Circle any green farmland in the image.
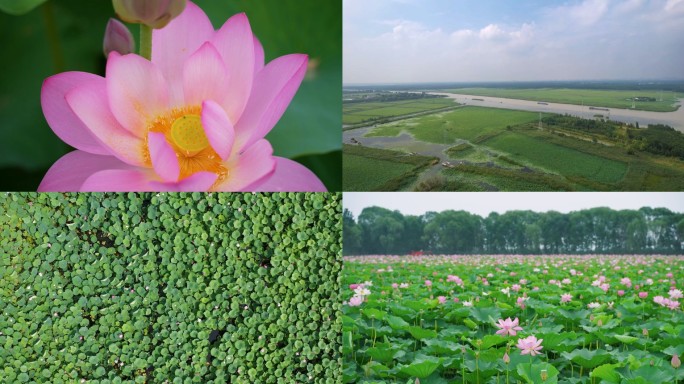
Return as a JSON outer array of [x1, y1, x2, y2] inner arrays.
[[346, 106, 684, 191], [343, 98, 457, 125], [366, 107, 539, 143], [442, 88, 683, 112], [343, 144, 438, 191]]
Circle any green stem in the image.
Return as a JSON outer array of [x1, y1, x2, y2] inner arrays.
[[140, 24, 153, 60], [42, 1, 65, 72]]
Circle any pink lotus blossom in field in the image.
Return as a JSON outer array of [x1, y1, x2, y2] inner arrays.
[[348, 296, 363, 307], [516, 296, 527, 309], [511, 284, 521, 292], [617, 290, 625, 296], [462, 300, 473, 307], [39, 2, 325, 192], [495, 317, 523, 336], [620, 277, 632, 287], [638, 292, 648, 299], [560, 293, 572, 303], [447, 275, 463, 286], [502, 352, 510, 364], [517, 335, 543, 356], [600, 283, 610, 292], [453, 297, 460, 303], [354, 287, 371, 297], [425, 280, 432, 287], [349, 284, 360, 290], [562, 278, 572, 285], [673, 354, 681, 369], [646, 278, 654, 285], [669, 288, 683, 300], [438, 296, 447, 304], [654, 295, 666, 305], [587, 302, 601, 309], [391, 283, 399, 289]]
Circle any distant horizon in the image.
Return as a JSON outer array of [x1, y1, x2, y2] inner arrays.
[[343, 79, 684, 87]]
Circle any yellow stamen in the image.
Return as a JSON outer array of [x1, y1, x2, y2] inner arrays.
[[146, 106, 228, 186]]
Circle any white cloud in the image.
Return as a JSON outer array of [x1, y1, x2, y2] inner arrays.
[[479, 24, 505, 40], [665, 0, 684, 12]]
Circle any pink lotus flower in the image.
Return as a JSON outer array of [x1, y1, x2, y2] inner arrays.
[[560, 293, 572, 303], [391, 283, 399, 289], [425, 280, 432, 287], [438, 296, 447, 304], [669, 288, 683, 300], [617, 290, 625, 296], [348, 296, 363, 307], [517, 335, 543, 356], [638, 292, 648, 299], [39, 2, 325, 192], [495, 317, 523, 336]]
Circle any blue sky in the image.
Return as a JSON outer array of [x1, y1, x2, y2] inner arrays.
[[344, 0, 684, 84]]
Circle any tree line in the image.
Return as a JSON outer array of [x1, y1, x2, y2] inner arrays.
[[544, 114, 684, 159], [344, 207, 684, 255]]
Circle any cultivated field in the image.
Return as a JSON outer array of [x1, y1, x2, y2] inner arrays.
[[441, 88, 682, 112], [343, 255, 684, 383], [366, 107, 539, 143], [343, 144, 438, 191], [352, 106, 684, 191], [343, 98, 457, 125]]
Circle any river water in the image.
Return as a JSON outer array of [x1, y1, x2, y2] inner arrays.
[[431, 92, 684, 132]]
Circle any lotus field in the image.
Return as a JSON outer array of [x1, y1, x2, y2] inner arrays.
[[342, 255, 684, 384]]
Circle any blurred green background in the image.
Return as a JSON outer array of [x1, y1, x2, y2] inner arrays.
[[0, 0, 341, 191]]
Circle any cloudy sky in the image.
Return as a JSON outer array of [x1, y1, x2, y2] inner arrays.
[[344, 0, 684, 84], [343, 192, 684, 218]]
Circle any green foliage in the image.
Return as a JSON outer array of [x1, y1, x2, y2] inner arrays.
[[0, 0, 47, 15], [0, 192, 342, 383]]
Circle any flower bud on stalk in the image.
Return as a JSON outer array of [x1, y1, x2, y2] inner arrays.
[[112, 0, 187, 29], [103, 18, 135, 57], [673, 354, 681, 369]]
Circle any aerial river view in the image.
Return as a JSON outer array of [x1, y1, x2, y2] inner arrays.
[[432, 92, 684, 131]]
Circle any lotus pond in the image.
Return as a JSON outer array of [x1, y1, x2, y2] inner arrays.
[[342, 255, 684, 384]]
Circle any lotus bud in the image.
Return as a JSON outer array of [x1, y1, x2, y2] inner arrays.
[[503, 352, 510, 364], [673, 354, 681, 369], [112, 0, 187, 29], [415, 379, 420, 384], [642, 328, 648, 336], [103, 19, 135, 57], [597, 319, 603, 327]]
